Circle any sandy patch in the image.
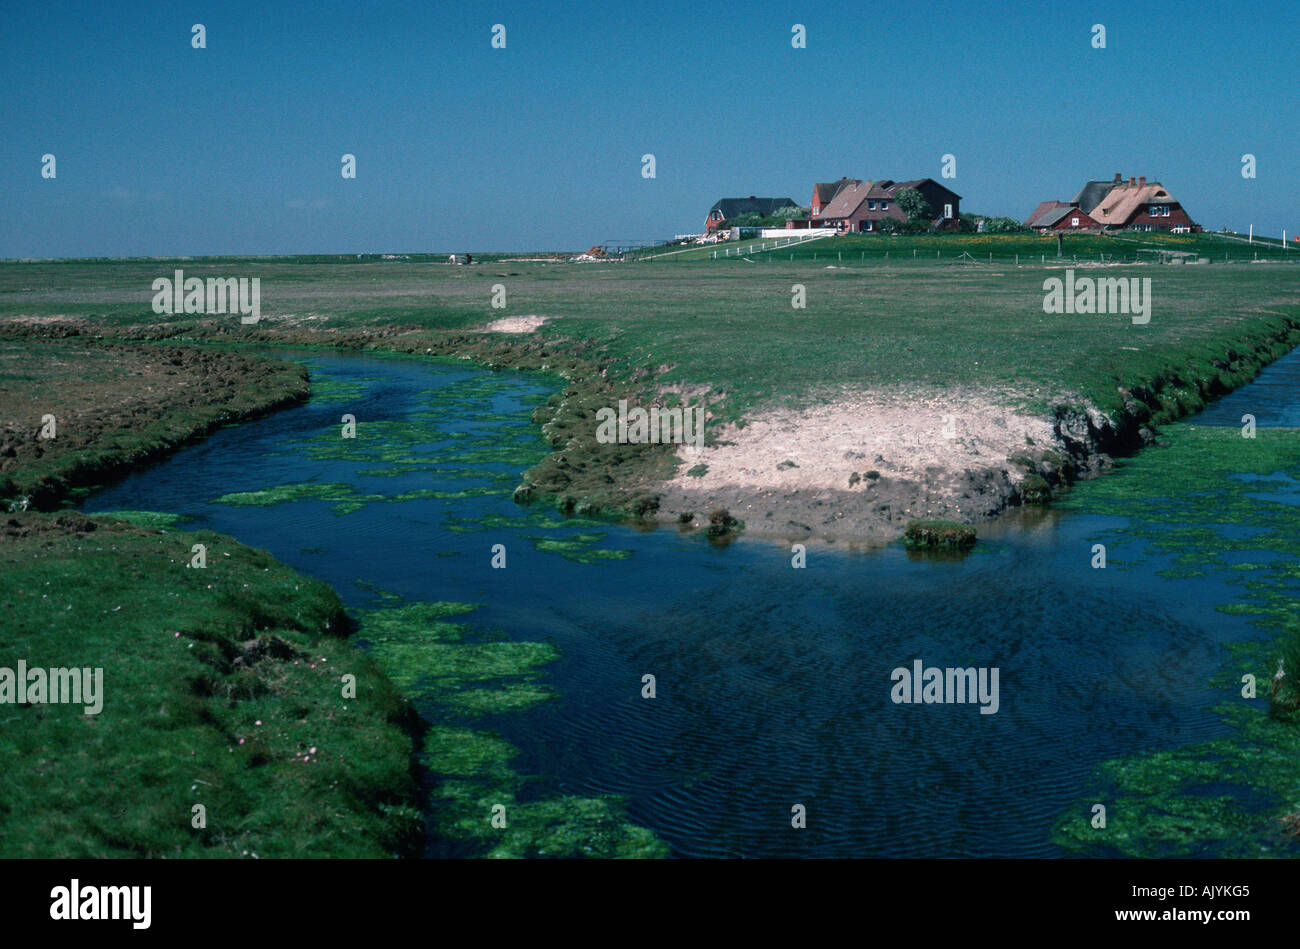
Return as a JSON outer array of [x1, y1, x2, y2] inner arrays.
[[480, 314, 551, 334], [2, 315, 81, 324], [657, 385, 1066, 541]]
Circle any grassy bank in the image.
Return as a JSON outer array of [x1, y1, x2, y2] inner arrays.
[[1052, 426, 1300, 857], [0, 337, 426, 857], [0, 512, 423, 857]]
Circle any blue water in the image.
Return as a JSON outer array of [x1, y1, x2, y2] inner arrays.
[[82, 348, 1294, 857], [1194, 345, 1300, 428]]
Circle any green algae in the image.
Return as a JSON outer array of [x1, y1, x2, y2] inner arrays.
[[1053, 424, 1300, 856], [211, 482, 376, 513], [527, 533, 633, 563], [358, 599, 667, 858], [93, 509, 190, 529], [304, 372, 367, 404]]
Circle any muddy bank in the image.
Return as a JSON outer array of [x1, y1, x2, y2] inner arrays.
[[0, 338, 310, 509]]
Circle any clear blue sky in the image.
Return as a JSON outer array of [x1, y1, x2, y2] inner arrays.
[[3, 0, 1296, 256]]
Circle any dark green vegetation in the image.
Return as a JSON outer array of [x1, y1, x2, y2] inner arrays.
[[0, 512, 422, 857], [1053, 426, 1300, 857], [357, 601, 666, 857], [903, 519, 977, 549], [0, 338, 309, 508]]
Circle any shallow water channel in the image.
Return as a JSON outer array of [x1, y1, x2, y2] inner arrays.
[[82, 347, 1300, 857]]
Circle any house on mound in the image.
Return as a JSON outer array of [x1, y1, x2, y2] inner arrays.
[[812, 178, 961, 233]]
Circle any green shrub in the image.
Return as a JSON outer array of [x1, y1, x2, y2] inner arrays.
[[903, 520, 976, 549]]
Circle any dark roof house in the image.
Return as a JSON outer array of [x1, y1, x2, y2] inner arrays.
[[1071, 175, 1124, 215], [705, 196, 798, 231]]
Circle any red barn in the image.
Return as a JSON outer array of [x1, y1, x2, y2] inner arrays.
[[1024, 201, 1100, 232]]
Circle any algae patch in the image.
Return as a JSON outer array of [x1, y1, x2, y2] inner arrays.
[[1053, 425, 1300, 857], [356, 599, 668, 858]]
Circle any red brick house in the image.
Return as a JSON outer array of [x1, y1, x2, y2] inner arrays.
[[811, 178, 858, 216], [1024, 201, 1100, 232], [814, 178, 961, 232]]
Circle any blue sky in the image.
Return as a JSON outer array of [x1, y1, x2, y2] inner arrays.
[[3, 0, 1296, 256]]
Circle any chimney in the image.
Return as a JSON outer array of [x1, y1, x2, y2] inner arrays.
[[1137, 176, 1146, 188], [1129, 176, 1136, 187], [1114, 173, 1122, 183]]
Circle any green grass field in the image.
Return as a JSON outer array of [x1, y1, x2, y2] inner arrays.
[[6, 249, 1295, 426]]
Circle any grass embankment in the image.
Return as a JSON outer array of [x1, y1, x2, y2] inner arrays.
[[668, 231, 1299, 264], [1053, 426, 1300, 857], [0, 512, 422, 857], [2, 258, 1298, 527], [0, 338, 309, 508]]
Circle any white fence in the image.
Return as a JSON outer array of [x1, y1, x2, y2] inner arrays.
[[712, 230, 835, 259]]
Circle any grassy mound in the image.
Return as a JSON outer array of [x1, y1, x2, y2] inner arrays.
[[0, 512, 422, 857]]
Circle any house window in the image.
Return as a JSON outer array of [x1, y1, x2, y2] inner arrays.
[[943, 203, 953, 219], [880, 200, 888, 210], [863, 221, 873, 231], [868, 201, 876, 210], [1071, 217, 1080, 227]]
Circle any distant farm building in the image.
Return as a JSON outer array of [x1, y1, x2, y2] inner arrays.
[[810, 178, 961, 232], [1030, 174, 1197, 232], [1024, 201, 1100, 232], [704, 196, 798, 232]]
